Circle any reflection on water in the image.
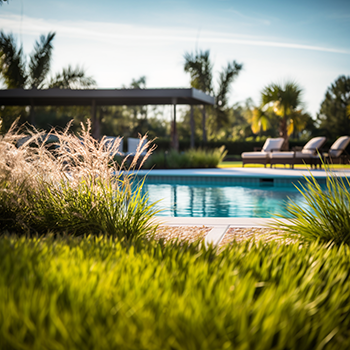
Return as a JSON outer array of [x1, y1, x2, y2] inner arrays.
[[141, 182, 307, 218]]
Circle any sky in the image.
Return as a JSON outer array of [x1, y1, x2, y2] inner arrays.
[[1, 0, 350, 118]]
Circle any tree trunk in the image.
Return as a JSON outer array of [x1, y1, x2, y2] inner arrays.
[[201, 105, 207, 144], [280, 114, 289, 150]]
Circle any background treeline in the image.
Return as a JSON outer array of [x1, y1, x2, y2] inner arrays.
[[1, 31, 350, 155]]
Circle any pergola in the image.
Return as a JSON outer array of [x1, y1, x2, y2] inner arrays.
[[0, 88, 215, 149]]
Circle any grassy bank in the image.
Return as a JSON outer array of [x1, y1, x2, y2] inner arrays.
[[0, 234, 349, 350]]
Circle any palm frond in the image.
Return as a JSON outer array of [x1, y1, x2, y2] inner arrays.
[[49, 65, 96, 89], [183, 50, 213, 93], [28, 32, 55, 88], [216, 61, 243, 109], [0, 31, 27, 88]]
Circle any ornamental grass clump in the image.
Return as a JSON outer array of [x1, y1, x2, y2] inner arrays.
[[0, 121, 158, 238], [274, 166, 350, 245]]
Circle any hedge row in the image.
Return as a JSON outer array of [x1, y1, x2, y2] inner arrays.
[[151, 138, 337, 157]]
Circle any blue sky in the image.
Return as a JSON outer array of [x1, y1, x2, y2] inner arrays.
[[1, 0, 350, 117]]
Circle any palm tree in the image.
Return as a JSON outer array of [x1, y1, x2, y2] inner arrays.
[[1, 31, 95, 90], [249, 107, 270, 135], [49, 65, 96, 89], [184, 49, 242, 144], [0, 32, 26, 88], [215, 60, 243, 131], [1, 30, 96, 127], [0, 31, 56, 89], [261, 81, 303, 150], [184, 50, 213, 144]]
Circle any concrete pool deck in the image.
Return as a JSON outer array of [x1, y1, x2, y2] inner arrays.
[[142, 167, 350, 245]]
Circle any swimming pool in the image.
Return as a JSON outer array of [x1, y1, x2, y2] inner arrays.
[[141, 181, 307, 218]]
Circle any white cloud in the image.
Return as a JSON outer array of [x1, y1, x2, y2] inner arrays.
[[227, 9, 271, 26], [1, 14, 349, 55], [1, 13, 348, 116]]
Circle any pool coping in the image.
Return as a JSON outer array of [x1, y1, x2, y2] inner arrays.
[[131, 167, 350, 188], [133, 167, 350, 179]]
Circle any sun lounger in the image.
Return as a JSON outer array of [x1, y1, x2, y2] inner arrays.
[[127, 137, 148, 156], [270, 136, 326, 169], [323, 136, 350, 164], [242, 138, 284, 167]]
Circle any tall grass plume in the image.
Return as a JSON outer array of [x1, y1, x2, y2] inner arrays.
[[0, 120, 158, 239]]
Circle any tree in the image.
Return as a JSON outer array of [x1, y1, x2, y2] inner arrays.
[[318, 75, 350, 139], [184, 50, 213, 144], [49, 65, 96, 89], [0, 30, 96, 129], [0, 32, 26, 88], [184, 49, 242, 144], [0, 31, 96, 90], [261, 81, 304, 150], [0, 31, 56, 89]]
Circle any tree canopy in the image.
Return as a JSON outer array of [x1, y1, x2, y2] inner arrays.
[[183, 49, 242, 143], [318, 75, 350, 140], [0, 31, 96, 90], [259, 81, 306, 150]]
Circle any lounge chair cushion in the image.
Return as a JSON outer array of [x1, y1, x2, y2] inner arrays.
[[262, 138, 284, 152], [270, 151, 319, 160], [270, 151, 294, 159], [241, 151, 270, 159], [301, 136, 326, 155], [329, 136, 350, 158]]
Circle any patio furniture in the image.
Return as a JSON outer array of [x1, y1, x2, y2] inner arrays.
[[270, 136, 326, 169], [323, 136, 350, 164], [127, 137, 148, 156], [103, 136, 124, 156], [241, 138, 284, 167]]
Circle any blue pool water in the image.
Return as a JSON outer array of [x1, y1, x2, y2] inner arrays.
[[141, 181, 307, 218]]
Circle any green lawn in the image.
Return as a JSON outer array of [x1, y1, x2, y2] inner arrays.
[[0, 234, 350, 350]]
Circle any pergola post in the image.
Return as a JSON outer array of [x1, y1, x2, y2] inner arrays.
[[190, 105, 195, 149], [171, 98, 179, 151], [30, 99, 36, 127], [91, 99, 100, 140]]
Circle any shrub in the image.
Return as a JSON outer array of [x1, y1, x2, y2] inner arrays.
[[273, 166, 350, 245], [144, 146, 227, 169], [0, 121, 158, 239]]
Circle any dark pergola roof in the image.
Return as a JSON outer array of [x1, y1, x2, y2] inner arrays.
[[0, 87, 215, 106]]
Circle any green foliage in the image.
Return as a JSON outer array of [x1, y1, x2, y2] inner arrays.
[[49, 65, 96, 89], [0, 30, 94, 92], [0, 122, 158, 238], [28, 32, 55, 88], [0, 31, 27, 88], [318, 75, 350, 139], [260, 81, 306, 149], [0, 235, 350, 349], [144, 146, 227, 169], [274, 167, 350, 245], [183, 49, 243, 143]]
